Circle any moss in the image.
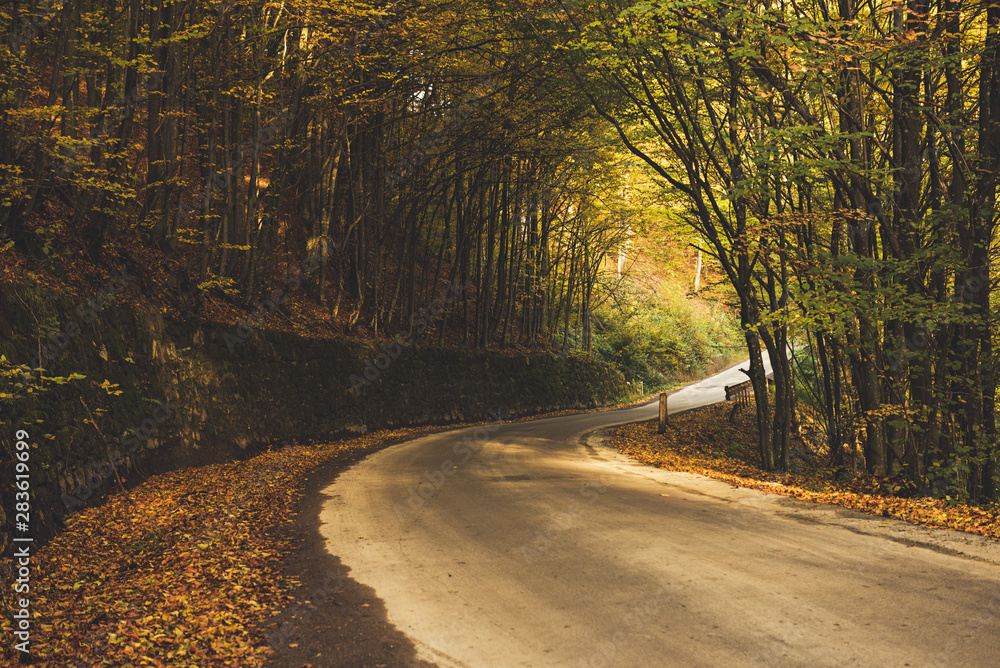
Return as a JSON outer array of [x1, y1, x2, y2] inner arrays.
[[1, 280, 626, 556]]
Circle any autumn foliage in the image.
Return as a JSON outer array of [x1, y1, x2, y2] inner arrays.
[[0, 427, 439, 667], [611, 405, 1000, 541]]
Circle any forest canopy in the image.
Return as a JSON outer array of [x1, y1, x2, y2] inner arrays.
[[2, 0, 999, 501]]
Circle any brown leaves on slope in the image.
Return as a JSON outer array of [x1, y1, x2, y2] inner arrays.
[[0, 427, 437, 667], [610, 404, 1000, 541]]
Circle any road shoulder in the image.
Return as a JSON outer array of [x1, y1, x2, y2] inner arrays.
[[587, 428, 1000, 566], [263, 444, 438, 668]]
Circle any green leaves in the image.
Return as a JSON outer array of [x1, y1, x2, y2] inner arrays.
[[0, 355, 86, 402]]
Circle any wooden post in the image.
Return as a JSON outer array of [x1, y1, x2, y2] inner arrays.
[[658, 392, 667, 433], [694, 248, 702, 293]]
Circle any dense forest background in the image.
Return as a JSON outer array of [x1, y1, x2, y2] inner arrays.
[[2, 0, 630, 346], [3, 0, 1000, 502], [0, 0, 735, 363]]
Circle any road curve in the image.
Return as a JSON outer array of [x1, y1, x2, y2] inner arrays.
[[319, 361, 1000, 667]]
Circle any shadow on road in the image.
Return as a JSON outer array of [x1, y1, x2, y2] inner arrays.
[[263, 453, 436, 668]]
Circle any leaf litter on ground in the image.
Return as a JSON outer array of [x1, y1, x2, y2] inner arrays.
[[0, 386, 672, 668], [12, 398, 996, 666], [610, 403, 1000, 541], [0, 424, 480, 667], [1, 399, 640, 667]]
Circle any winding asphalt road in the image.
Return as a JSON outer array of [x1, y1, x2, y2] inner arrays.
[[319, 361, 1000, 667]]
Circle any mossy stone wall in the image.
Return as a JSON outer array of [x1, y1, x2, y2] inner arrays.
[[0, 282, 627, 555]]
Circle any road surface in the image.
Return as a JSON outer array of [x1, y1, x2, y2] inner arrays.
[[319, 360, 1000, 667]]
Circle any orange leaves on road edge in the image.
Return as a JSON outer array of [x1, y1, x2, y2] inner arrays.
[[0, 426, 439, 667], [610, 407, 1000, 541]]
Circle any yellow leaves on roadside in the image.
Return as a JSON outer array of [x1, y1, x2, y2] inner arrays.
[[0, 424, 451, 666], [611, 404, 999, 541]]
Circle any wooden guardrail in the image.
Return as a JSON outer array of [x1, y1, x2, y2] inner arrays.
[[724, 379, 754, 405], [724, 380, 753, 422], [724, 372, 774, 423]]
